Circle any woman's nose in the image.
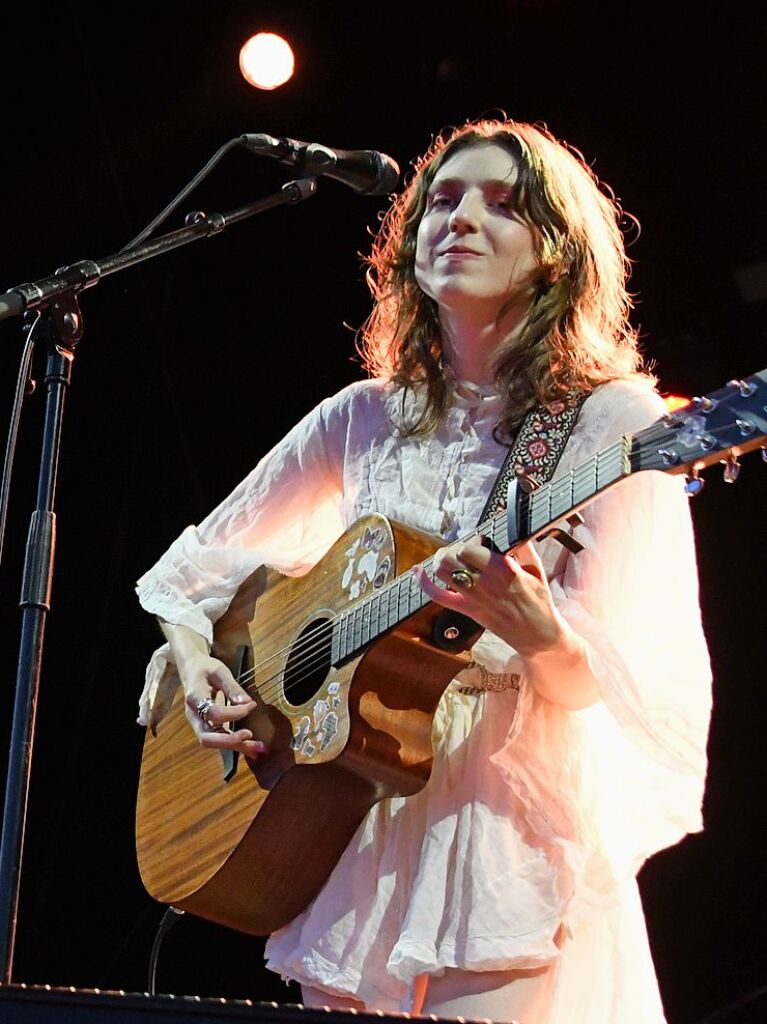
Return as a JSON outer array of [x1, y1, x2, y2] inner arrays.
[[449, 192, 482, 232]]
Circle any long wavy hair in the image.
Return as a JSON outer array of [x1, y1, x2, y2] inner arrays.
[[358, 118, 653, 441]]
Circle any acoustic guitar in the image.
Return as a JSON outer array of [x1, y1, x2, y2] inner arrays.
[[136, 370, 767, 936]]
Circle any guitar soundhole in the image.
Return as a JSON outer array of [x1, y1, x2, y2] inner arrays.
[[283, 617, 333, 707]]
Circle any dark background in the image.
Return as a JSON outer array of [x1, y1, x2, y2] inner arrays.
[[0, 2, 765, 1022]]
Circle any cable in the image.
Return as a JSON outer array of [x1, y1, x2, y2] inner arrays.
[[147, 905, 185, 996], [121, 138, 243, 252], [0, 312, 41, 572]]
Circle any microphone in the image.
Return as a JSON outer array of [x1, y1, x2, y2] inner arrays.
[[240, 133, 400, 196]]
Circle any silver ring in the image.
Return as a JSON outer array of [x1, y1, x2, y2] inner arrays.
[[451, 568, 476, 590], [195, 697, 216, 727]]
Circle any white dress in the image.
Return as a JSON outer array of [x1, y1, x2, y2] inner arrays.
[[136, 376, 711, 1023]]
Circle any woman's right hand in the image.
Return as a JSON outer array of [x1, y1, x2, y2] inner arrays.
[[160, 620, 266, 758], [180, 651, 266, 758]]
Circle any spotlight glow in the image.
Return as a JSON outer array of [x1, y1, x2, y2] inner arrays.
[[239, 33, 295, 91], [663, 394, 690, 412]]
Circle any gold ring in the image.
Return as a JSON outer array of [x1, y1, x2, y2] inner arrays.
[[451, 568, 475, 590]]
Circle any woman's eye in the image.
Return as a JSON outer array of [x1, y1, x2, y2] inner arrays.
[[429, 193, 455, 209]]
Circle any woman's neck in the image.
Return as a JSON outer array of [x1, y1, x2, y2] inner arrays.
[[439, 301, 529, 384]]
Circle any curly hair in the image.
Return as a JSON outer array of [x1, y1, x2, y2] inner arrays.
[[358, 118, 654, 441]]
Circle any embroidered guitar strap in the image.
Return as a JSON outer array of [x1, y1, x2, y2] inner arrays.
[[478, 392, 589, 523], [451, 392, 589, 690]]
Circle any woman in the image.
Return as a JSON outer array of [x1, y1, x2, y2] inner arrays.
[[137, 119, 711, 1023]]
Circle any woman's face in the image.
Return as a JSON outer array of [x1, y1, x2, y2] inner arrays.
[[414, 143, 538, 320]]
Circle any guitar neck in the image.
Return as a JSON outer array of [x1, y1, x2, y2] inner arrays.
[[332, 434, 634, 663]]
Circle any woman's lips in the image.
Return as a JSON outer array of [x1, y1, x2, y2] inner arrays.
[[438, 248, 482, 259]]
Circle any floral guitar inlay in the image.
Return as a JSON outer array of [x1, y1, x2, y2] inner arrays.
[[341, 525, 391, 601], [291, 680, 343, 757]]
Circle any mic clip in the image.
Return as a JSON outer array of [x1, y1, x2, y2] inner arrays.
[[242, 133, 305, 166]]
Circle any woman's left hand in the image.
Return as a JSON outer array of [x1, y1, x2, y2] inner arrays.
[[414, 535, 599, 709], [414, 535, 565, 659]]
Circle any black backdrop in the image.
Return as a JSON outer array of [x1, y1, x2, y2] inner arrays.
[[0, 3, 765, 1022]]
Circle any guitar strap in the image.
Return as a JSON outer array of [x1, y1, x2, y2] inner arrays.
[[478, 391, 589, 523]]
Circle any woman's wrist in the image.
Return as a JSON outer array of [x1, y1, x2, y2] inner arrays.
[[520, 619, 600, 710], [159, 619, 211, 673]]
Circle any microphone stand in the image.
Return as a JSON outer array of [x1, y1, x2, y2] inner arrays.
[[0, 176, 318, 984]]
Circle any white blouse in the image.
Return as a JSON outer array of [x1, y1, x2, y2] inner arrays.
[[136, 376, 711, 1022]]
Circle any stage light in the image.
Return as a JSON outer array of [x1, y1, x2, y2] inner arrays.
[[664, 394, 690, 412], [239, 33, 294, 91]]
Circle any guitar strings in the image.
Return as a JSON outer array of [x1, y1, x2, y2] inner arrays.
[[230, 436, 603, 702], [236, 436, 625, 693], [234, 437, 643, 708], [235, 551, 440, 702], [237, 438, 646, 704], [249, 413, 697, 707], [239, 421, 684, 704]]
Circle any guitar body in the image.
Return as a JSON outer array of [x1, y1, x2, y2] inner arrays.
[[135, 514, 479, 935]]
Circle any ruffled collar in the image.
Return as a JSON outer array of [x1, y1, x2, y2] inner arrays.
[[444, 364, 503, 406]]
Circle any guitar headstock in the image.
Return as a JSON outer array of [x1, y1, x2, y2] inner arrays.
[[633, 369, 767, 492]]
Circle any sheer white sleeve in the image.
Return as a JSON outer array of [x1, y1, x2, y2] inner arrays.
[[492, 383, 712, 905], [135, 388, 353, 725]]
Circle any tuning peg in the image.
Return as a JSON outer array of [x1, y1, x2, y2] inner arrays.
[[662, 411, 683, 427], [691, 396, 717, 412], [684, 469, 705, 497], [659, 448, 680, 466], [761, 446, 767, 463], [722, 456, 741, 484], [727, 379, 757, 397], [697, 433, 717, 452]]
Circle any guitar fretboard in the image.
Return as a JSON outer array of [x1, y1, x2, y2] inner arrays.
[[330, 435, 633, 664], [526, 435, 631, 533]]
